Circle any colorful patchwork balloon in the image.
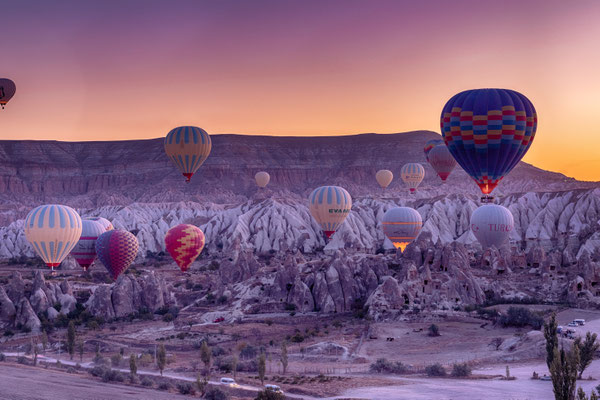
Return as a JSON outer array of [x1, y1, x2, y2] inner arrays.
[[0, 78, 16, 109], [375, 170, 393, 189], [164, 126, 212, 183], [382, 207, 422, 252], [70, 220, 105, 271], [423, 139, 444, 161], [427, 145, 457, 183], [309, 185, 352, 240], [165, 224, 205, 272], [441, 88, 537, 195], [400, 163, 425, 193], [96, 230, 139, 280], [85, 216, 114, 232], [470, 204, 514, 249], [24, 204, 82, 271]]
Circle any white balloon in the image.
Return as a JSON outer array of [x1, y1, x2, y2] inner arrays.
[[470, 204, 514, 249], [376, 170, 393, 189], [255, 171, 270, 188]]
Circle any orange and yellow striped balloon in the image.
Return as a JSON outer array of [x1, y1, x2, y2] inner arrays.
[[164, 126, 211, 183]]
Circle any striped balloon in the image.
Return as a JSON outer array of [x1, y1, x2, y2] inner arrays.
[[255, 171, 270, 188], [423, 139, 444, 161], [400, 163, 425, 193], [427, 145, 457, 182], [164, 126, 212, 183], [308, 186, 352, 239], [470, 204, 514, 249], [441, 88, 537, 195], [85, 217, 114, 232], [24, 205, 82, 271], [382, 207, 422, 252], [0, 78, 16, 109], [96, 230, 139, 280], [375, 170, 393, 189], [165, 224, 205, 272], [70, 220, 105, 271]]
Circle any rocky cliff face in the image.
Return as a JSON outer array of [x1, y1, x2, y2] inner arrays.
[[1, 132, 600, 321]]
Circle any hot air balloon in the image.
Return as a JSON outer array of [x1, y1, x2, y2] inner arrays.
[[376, 170, 393, 189], [164, 126, 212, 183], [423, 139, 444, 161], [85, 216, 114, 232], [24, 205, 82, 272], [470, 204, 514, 249], [382, 207, 422, 252], [96, 230, 139, 280], [441, 88, 537, 199], [0, 79, 16, 109], [400, 163, 425, 193], [165, 224, 205, 272], [427, 145, 457, 183], [255, 171, 270, 188], [309, 186, 352, 240], [70, 220, 105, 271]]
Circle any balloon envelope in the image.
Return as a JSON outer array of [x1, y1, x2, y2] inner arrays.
[[24, 205, 82, 269], [70, 220, 105, 271], [441, 88, 537, 195], [427, 145, 457, 182], [96, 230, 139, 280], [376, 170, 393, 189], [423, 139, 444, 161], [470, 204, 514, 249], [309, 186, 352, 239], [0, 78, 16, 108], [165, 224, 205, 272], [382, 207, 422, 252], [400, 163, 425, 193], [164, 126, 212, 182], [85, 217, 114, 232], [255, 171, 270, 188]]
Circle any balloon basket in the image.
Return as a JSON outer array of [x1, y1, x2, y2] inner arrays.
[[481, 196, 495, 204]]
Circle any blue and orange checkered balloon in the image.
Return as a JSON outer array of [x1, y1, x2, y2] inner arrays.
[[440, 89, 537, 195]]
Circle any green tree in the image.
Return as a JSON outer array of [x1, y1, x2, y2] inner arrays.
[[232, 354, 238, 380], [67, 321, 76, 360], [545, 313, 559, 370], [129, 354, 137, 377], [575, 332, 599, 379], [157, 344, 166, 376], [550, 346, 580, 400], [196, 374, 208, 397], [78, 341, 84, 362], [41, 331, 48, 353], [32, 338, 39, 366], [258, 352, 266, 385], [200, 341, 211, 377], [280, 341, 288, 375], [577, 388, 599, 400]]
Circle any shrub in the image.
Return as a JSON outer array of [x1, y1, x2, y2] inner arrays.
[[101, 369, 124, 383], [205, 387, 228, 400], [111, 354, 123, 367], [3, 329, 14, 337], [428, 324, 440, 337], [451, 363, 471, 377], [498, 307, 544, 330], [284, 303, 296, 311], [256, 389, 285, 400], [162, 313, 174, 322], [17, 356, 29, 365], [141, 376, 153, 387], [90, 365, 110, 377], [0, 353, 5, 362], [177, 382, 196, 395], [426, 363, 447, 377], [369, 358, 408, 374], [66, 367, 76, 374], [138, 353, 154, 366], [157, 381, 172, 391], [291, 333, 304, 343]]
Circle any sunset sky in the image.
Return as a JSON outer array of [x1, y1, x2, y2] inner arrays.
[[1, 0, 599, 180]]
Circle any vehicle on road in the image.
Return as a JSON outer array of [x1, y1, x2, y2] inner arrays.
[[220, 377, 238, 387], [540, 375, 552, 381], [557, 326, 563, 333], [568, 322, 578, 327], [214, 317, 225, 323], [265, 384, 284, 394], [574, 319, 586, 326]]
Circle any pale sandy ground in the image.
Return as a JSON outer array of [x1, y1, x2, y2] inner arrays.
[[338, 309, 600, 400]]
